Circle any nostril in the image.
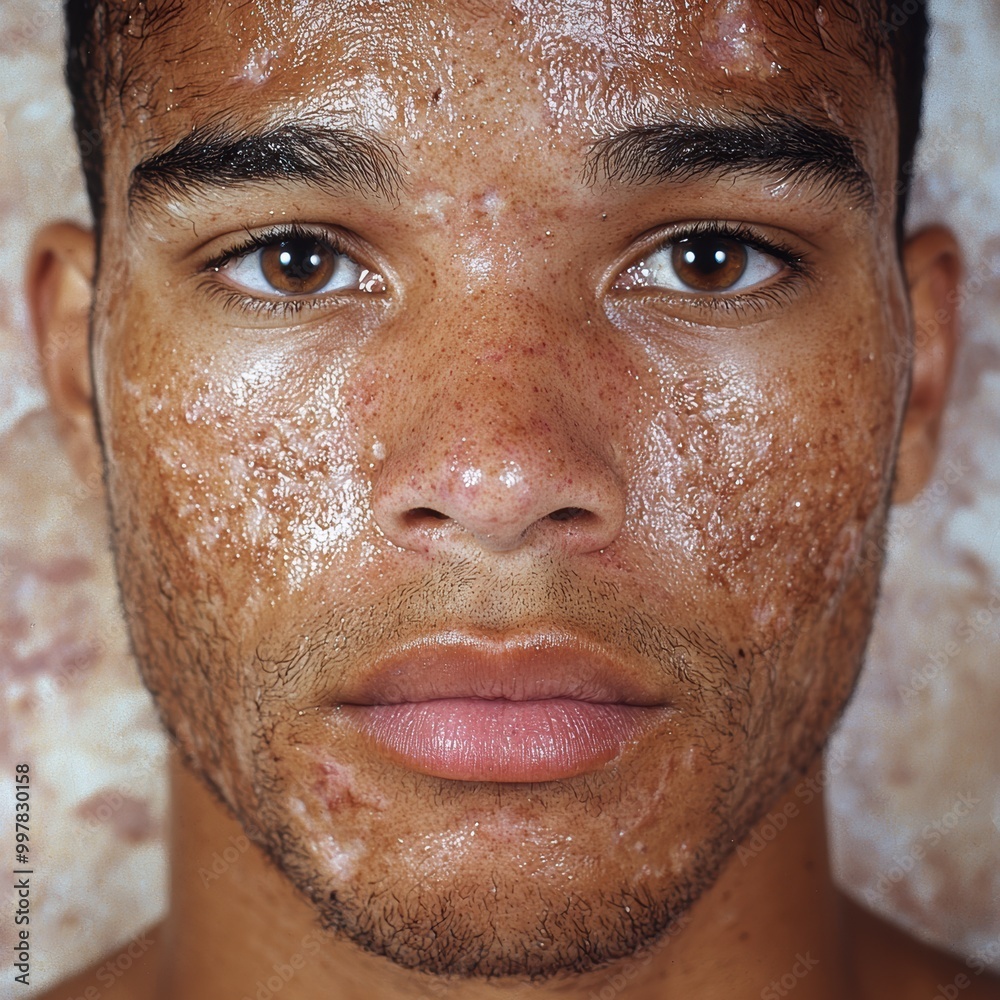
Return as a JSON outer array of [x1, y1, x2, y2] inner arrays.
[[405, 507, 450, 524], [548, 507, 586, 522]]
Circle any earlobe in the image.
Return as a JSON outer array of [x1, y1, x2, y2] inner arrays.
[[25, 222, 100, 483], [892, 225, 962, 505]]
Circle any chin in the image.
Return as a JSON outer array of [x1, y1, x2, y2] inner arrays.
[[217, 700, 789, 980]]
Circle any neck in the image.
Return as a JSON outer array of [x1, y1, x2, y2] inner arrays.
[[159, 752, 856, 999]]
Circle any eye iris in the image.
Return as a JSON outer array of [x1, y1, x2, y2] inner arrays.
[[260, 238, 337, 294], [671, 235, 748, 291]]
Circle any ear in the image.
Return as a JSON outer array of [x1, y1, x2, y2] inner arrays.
[[892, 225, 962, 504], [25, 222, 101, 484]]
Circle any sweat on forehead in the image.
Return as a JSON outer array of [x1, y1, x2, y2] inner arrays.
[[78, 0, 892, 116], [65, 0, 923, 231]]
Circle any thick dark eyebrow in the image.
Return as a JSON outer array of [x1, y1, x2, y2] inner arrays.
[[128, 121, 404, 210], [585, 112, 874, 209]]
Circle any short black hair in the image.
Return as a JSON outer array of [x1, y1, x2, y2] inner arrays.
[[64, 0, 188, 236], [63, 0, 929, 239]]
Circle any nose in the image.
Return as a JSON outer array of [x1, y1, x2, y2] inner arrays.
[[370, 322, 626, 557], [373, 439, 625, 555]]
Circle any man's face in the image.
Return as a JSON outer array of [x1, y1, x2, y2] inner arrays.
[[90, 0, 908, 979]]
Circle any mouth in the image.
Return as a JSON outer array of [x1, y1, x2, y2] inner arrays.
[[317, 631, 674, 782]]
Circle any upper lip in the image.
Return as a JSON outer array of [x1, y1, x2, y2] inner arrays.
[[335, 630, 668, 706]]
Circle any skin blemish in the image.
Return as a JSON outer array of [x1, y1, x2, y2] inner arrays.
[[413, 188, 457, 226], [817, 87, 847, 128], [311, 758, 391, 813], [472, 186, 506, 226], [699, 0, 782, 80], [240, 46, 278, 85], [315, 836, 363, 881], [815, 5, 836, 51]]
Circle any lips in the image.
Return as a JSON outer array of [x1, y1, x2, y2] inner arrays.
[[321, 632, 673, 782]]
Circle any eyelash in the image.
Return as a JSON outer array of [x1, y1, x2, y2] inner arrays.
[[200, 223, 374, 319], [623, 220, 811, 314]]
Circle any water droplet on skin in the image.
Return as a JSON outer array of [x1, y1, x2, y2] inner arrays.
[[462, 466, 484, 488], [498, 461, 524, 489]]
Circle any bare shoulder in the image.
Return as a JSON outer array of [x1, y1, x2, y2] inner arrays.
[[34, 924, 161, 1000], [844, 895, 1000, 999]]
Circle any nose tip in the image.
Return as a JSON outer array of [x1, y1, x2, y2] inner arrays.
[[372, 452, 626, 555]]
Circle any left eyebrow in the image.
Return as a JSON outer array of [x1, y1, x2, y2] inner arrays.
[[128, 119, 404, 211], [585, 111, 874, 209]]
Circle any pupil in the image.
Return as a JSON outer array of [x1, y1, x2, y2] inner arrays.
[[279, 243, 323, 280], [672, 236, 748, 291], [262, 238, 337, 294]]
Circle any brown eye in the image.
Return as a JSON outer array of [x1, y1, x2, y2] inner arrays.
[[671, 236, 748, 291], [615, 228, 785, 296], [260, 238, 340, 295], [218, 230, 386, 298]]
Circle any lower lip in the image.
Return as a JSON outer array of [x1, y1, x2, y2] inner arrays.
[[337, 699, 668, 782]]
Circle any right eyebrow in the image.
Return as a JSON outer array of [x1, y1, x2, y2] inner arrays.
[[585, 111, 875, 210], [128, 120, 404, 212]]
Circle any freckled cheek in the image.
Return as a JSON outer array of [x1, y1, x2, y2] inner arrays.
[[625, 354, 898, 622], [100, 337, 372, 605], [713, 368, 898, 603]]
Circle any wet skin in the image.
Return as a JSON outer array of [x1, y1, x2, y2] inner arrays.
[[28, 0, 985, 997]]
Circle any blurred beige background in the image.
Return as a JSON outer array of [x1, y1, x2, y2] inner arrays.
[[0, 0, 997, 992]]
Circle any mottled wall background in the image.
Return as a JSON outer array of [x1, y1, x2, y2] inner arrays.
[[0, 0, 997, 992]]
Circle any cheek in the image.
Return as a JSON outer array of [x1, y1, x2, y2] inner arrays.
[[625, 319, 900, 645], [94, 308, 387, 797], [99, 320, 374, 616]]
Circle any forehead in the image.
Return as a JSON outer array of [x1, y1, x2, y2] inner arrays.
[[96, 0, 899, 238], [111, 0, 891, 146]]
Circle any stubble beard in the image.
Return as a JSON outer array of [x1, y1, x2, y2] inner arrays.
[[250, 766, 734, 980], [235, 643, 796, 981], [123, 588, 874, 982], [109, 511, 887, 981]]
